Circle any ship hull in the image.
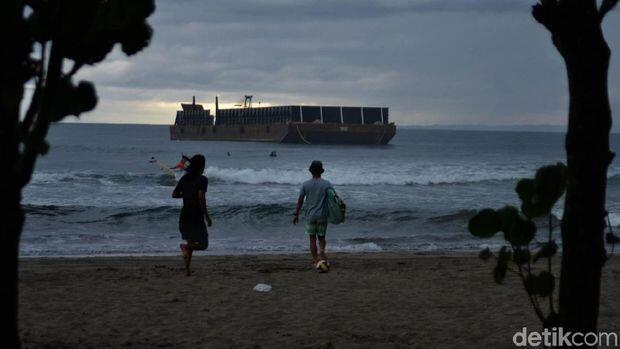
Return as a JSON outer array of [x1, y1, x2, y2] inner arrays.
[[169, 122, 396, 145]]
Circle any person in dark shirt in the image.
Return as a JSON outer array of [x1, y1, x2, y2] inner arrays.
[[172, 154, 212, 276]]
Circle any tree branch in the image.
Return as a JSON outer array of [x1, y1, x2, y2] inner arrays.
[[532, 0, 558, 32], [21, 42, 47, 137], [600, 0, 619, 21], [64, 60, 83, 78], [17, 42, 63, 188]]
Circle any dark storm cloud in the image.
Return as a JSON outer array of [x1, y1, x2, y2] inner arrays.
[[77, 0, 620, 127]]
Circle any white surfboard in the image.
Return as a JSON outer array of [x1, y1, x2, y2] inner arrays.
[[150, 157, 176, 177]]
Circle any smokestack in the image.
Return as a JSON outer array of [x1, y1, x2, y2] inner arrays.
[[215, 95, 219, 119], [192, 96, 195, 105]]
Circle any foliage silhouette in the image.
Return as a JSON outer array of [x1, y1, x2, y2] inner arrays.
[[469, 163, 567, 325], [0, 0, 155, 346]]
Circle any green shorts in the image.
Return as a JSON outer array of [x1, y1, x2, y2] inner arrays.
[[305, 221, 328, 236]]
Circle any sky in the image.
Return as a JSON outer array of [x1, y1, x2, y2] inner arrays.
[[64, 0, 620, 128]]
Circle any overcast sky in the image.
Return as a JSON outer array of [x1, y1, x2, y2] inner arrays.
[[68, 0, 620, 128]]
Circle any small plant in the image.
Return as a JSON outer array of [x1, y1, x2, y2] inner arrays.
[[469, 162, 619, 327], [469, 163, 567, 326]]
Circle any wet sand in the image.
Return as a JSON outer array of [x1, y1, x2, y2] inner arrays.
[[19, 253, 620, 348]]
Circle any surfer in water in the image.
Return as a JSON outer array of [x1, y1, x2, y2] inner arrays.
[[171, 154, 191, 171], [293, 160, 333, 266], [150, 154, 190, 177], [172, 154, 212, 276]]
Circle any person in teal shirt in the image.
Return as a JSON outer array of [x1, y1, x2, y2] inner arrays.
[[293, 160, 333, 265]]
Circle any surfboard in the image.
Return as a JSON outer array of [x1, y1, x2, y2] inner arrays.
[[327, 188, 346, 224], [151, 158, 176, 177]]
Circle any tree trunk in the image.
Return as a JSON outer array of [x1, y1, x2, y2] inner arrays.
[[0, 194, 24, 348], [558, 24, 612, 333], [0, 1, 27, 346]]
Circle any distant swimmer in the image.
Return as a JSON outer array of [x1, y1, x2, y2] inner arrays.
[[269, 151, 277, 158], [227, 152, 231, 157]]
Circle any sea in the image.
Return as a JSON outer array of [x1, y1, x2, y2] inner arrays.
[[20, 123, 620, 257]]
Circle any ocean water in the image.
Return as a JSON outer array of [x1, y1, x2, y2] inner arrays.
[[21, 123, 620, 257]]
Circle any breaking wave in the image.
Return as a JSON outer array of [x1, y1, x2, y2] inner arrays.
[[29, 167, 534, 187]]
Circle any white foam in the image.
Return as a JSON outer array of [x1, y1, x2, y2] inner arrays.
[[330, 242, 383, 252], [205, 165, 526, 186]]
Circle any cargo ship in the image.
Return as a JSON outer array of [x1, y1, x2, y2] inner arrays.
[[169, 96, 396, 145]]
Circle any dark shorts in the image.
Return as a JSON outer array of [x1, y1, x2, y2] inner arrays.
[[179, 219, 208, 250]]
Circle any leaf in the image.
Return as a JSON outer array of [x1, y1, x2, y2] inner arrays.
[[120, 21, 153, 56], [51, 78, 98, 120], [537, 271, 555, 297], [497, 205, 520, 234], [75, 81, 98, 114], [478, 247, 492, 261], [521, 200, 548, 220], [533, 240, 558, 262], [525, 271, 555, 297], [534, 163, 567, 208], [468, 209, 499, 238], [517, 163, 567, 219], [516, 179, 535, 203], [33, 0, 156, 65], [505, 218, 537, 246], [513, 248, 531, 265], [497, 246, 512, 266], [495, 246, 512, 283]]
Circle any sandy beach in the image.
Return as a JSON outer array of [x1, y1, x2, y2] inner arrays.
[[19, 253, 620, 348]]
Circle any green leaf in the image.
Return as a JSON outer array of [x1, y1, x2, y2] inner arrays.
[[468, 209, 500, 238], [478, 247, 492, 261], [533, 240, 558, 262], [513, 248, 531, 265]]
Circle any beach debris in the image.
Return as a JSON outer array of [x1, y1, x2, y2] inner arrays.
[[253, 283, 272, 292]]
